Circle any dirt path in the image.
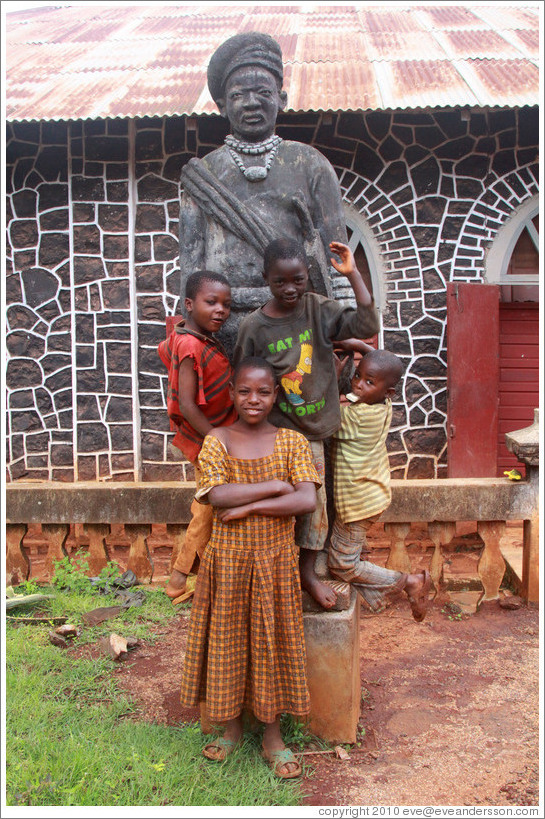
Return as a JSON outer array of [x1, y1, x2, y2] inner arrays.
[[110, 592, 539, 807]]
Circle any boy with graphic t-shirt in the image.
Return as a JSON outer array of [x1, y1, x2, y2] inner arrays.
[[234, 238, 379, 609]]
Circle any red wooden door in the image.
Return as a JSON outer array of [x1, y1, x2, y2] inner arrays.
[[497, 302, 539, 476], [447, 282, 500, 477]]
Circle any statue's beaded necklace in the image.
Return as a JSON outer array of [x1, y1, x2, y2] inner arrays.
[[225, 134, 282, 181]]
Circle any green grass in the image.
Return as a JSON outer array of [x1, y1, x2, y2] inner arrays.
[[5, 577, 305, 807]]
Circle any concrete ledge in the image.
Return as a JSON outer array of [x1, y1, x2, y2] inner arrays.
[[6, 477, 535, 524]]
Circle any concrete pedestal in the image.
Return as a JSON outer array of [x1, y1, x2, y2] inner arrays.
[[303, 590, 361, 743]]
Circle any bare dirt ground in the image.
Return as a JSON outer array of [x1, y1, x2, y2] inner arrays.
[[110, 593, 540, 807]]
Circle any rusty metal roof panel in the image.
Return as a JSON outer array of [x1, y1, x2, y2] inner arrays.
[[5, 4, 541, 122]]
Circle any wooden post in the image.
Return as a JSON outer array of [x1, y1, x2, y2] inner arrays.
[[477, 520, 506, 602], [125, 524, 153, 583], [428, 521, 456, 593], [42, 523, 70, 579], [82, 523, 111, 575], [6, 523, 29, 585], [384, 522, 411, 573]]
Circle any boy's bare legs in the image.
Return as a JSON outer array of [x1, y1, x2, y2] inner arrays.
[[300, 548, 337, 610], [165, 569, 187, 599]]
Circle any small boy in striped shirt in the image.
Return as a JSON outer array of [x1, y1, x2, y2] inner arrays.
[[329, 342, 431, 621]]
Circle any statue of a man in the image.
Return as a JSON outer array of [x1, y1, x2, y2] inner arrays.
[[179, 32, 349, 352]]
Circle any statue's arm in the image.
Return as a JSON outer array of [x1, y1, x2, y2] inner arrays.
[[308, 151, 348, 247], [179, 189, 206, 294]]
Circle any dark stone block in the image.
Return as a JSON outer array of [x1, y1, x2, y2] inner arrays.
[[89, 283, 102, 311], [405, 145, 428, 167], [12, 157, 34, 190], [434, 389, 447, 413], [35, 146, 68, 181], [83, 119, 105, 136], [517, 107, 538, 148], [76, 345, 95, 367], [391, 125, 413, 145], [41, 353, 71, 376], [164, 116, 186, 153], [411, 157, 440, 196], [37, 183, 68, 212], [10, 219, 39, 249], [140, 390, 164, 408], [6, 139, 38, 160], [96, 310, 130, 325], [475, 137, 496, 154], [50, 315, 71, 333], [40, 208, 69, 231], [398, 300, 423, 326], [39, 233, 70, 267], [77, 455, 97, 480], [106, 163, 129, 181], [53, 388, 73, 410], [101, 279, 130, 309], [13, 121, 41, 142], [103, 234, 129, 258], [106, 396, 133, 422], [74, 287, 89, 311], [141, 431, 165, 459], [366, 111, 390, 141], [414, 126, 445, 149], [404, 426, 446, 456], [74, 256, 106, 284], [138, 174, 178, 202], [422, 268, 445, 290], [435, 136, 475, 160], [411, 315, 443, 336], [6, 330, 45, 358], [407, 457, 436, 479], [73, 224, 101, 254], [456, 177, 484, 199], [109, 424, 134, 452], [139, 347, 164, 374], [20, 266, 59, 307], [77, 422, 109, 452], [390, 186, 413, 206], [139, 373, 162, 390], [10, 410, 43, 432], [12, 189, 37, 219], [140, 408, 171, 433], [411, 225, 439, 247], [136, 204, 166, 232], [107, 119, 128, 135], [414, 196, 446, 224], [382, 329, 412, 354], [410, 406, 426, 426], [6, 358, 43, 388], [25, 431, 50, 451], [86, 135, 128, 162], [469, 113, 487, 136], [106, 262, 130, 278], [137, 296, 165, 322], [378, 161, 408, 194], [73, 203, 95, 222], [136, 130, 163, 161], [5, 275, 22, 304], [77, 395, 100, 420], [424, 291, 446, 310], [72, 176, 105, 202], [492, 150, 516, 176], [153, 234, 178, 261], [455, 155, 489, 179], [106, 181, 129, 202], [440, 217, 465, 241], [7, 304, 42, 332], [9, 389, 34, 408], [138, 323, 167, 346], [97, 204, 128, 232], [35, 387, 54, 414], [488, 109, 515, 133], [516, 148, 538, 166], [106, 342, 132, 373], [165, 153, 190, 181], [134, 235, 151, 262], [435, 111, 467, 139], [353, 142, 384, 181], [51, 445, 73, 466], [107, 375, 133, 395]]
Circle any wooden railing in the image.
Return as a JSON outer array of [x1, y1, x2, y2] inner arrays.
[[6, 473, 539, 603]]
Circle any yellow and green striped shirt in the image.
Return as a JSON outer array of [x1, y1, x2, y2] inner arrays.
[[332, 398, 392, 524]]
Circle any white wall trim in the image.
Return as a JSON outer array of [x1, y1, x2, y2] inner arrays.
[[484, 196, 539, 285]]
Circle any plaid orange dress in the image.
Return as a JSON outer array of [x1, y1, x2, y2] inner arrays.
[[180, 427, 320, 724]]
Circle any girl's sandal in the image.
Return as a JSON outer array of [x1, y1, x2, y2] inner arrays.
[[262, 747, 302, 779], [203, 736, 238, 761], [407, 569, 431, 622]]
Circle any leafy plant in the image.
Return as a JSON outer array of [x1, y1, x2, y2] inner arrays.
[[51, 552, 93, 594]]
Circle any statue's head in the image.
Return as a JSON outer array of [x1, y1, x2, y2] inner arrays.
[[207, 32, 288, 142]]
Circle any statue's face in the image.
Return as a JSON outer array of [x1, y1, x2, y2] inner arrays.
[[218, 66, 287, 142]]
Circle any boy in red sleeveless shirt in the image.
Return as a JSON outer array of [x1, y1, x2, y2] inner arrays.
[[158, 271, 236, 600]]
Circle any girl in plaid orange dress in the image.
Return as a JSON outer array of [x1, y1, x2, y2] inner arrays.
[[180, 357, 320, 778]]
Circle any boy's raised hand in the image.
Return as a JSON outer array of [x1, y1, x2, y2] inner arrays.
[[329, 241, 357, 277]]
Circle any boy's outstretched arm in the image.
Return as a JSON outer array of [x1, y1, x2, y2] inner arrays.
[[329, 241, 372, 307], [334, 337, 375, 356]]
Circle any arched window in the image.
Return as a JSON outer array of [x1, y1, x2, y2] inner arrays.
[[485, 197, 539, 302], [335, 205, 385, 341]]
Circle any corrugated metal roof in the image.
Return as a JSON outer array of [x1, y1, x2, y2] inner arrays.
[[4, 3, 541, 121]]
